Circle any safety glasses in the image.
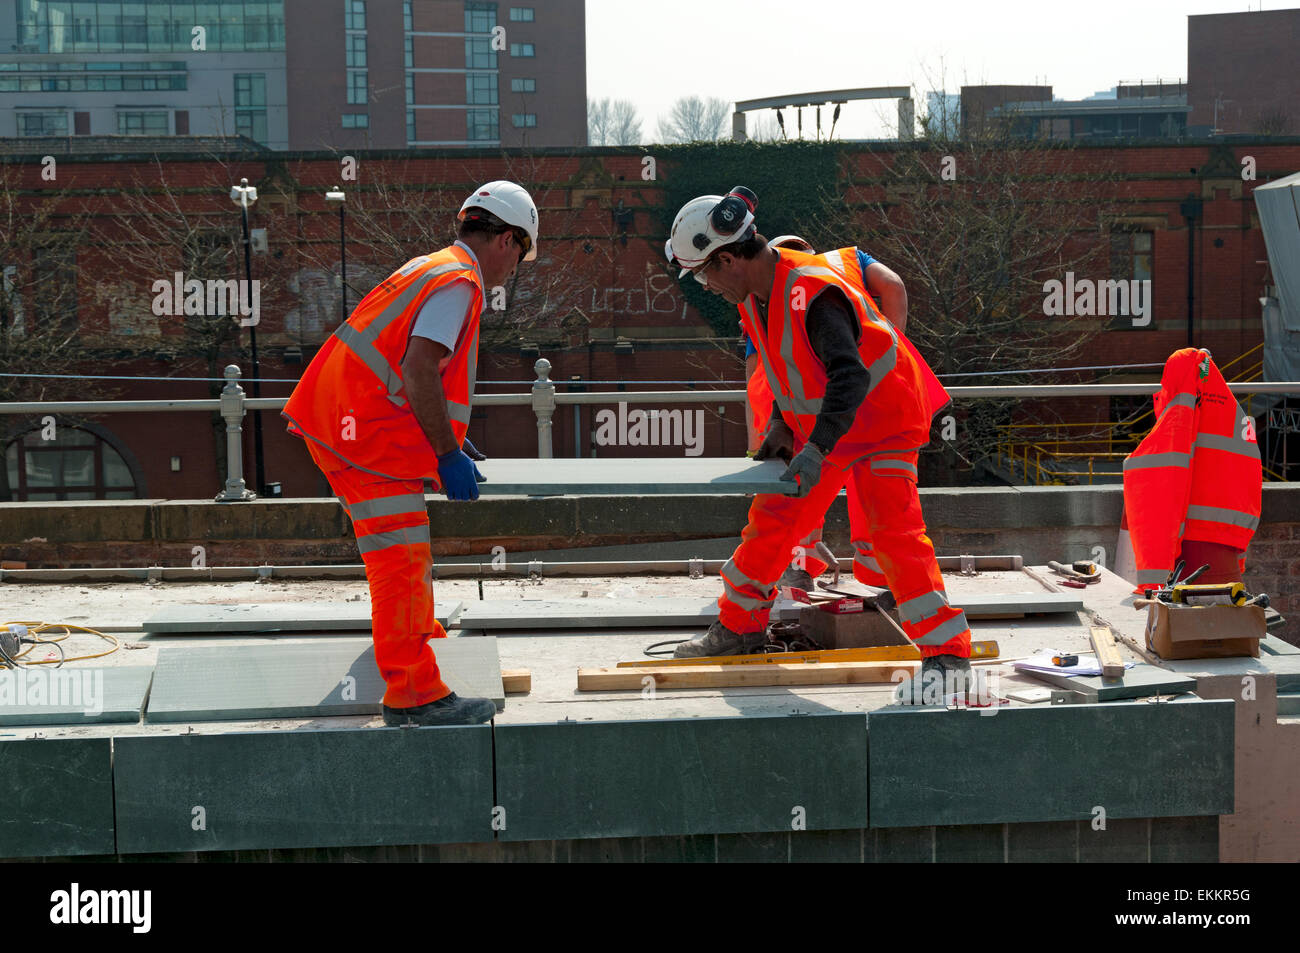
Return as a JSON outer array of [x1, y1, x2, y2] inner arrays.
[[692, 255, 722, 287]]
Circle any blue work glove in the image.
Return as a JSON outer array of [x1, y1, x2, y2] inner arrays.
[[436, 448, 481, 501], [461, 437, 487, 461], [779, 443, 826, 498]]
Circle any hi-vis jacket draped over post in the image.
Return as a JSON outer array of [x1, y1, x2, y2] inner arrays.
[[282, 244, 483, 484], [1123, 348, 1262, 592]]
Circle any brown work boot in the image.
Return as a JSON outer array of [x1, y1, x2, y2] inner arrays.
[[673, 621, 767, 658]]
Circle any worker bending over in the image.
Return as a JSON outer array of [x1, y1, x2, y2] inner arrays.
[[666, 187, 969, 697]]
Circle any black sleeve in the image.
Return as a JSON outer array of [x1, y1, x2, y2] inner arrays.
[[805, 288, 870, 453]]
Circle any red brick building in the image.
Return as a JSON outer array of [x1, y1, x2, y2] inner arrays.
[[1, 138, 1297, 500]]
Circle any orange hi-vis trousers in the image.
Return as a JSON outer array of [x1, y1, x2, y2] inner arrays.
[[786, 503, 886, 586], [719, 451, 970, 658], [308, 442, 451, 709]]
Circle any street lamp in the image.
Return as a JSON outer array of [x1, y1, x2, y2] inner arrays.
[[325, 185, 347, 325], [229, 176, 265, 495]]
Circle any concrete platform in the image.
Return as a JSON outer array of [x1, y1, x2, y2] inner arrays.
[[0, 564, 1292, 862]]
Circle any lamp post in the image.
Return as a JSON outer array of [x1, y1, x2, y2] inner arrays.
[[229, 176, 264, 494], [325, 185, 347, 324]]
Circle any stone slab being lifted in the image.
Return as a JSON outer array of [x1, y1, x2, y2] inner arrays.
[[1016, 662, 1198, 701], [454, 591, 1083, 631], [144, 636, 503, 723], [467, 458, 797, 496], [141, 600, 462, 635]]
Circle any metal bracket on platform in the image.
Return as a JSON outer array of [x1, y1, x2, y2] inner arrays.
[[527, 560, 543, 581], [960, 554, 977, 576], [256, 564, 273, 583], [688, 557, 704, 580], [146, 566, 162, 583]]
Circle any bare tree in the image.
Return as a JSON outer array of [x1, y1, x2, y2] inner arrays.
[[810, 124, 1122, 483], [656, 96, 731, 143], [589, 98, 644, 146]]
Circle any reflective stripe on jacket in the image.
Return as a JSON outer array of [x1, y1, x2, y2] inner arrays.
[[1123, 348, 1262, 590], [282, 244, 483, 481], [739, 247, 930, 468]]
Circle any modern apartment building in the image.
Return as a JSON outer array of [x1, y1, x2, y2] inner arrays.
[[0, 1, 290, 147], [0, 0, 586, 150]]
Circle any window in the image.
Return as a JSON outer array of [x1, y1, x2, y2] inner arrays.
[[404, 35, 412, 69], [406, 108, 415, 143], [466, 108, 497, 141], [511, 112, 536, 128], [117, 110, 170, 134], [17, 111, 69, 136], [5, 425, 139, 502], [511, 77, 535, 93], [344, 0, 366, 31], [14, 2, 284, 53], [341, 113, 368, 128], [234, 72, 267, 143], [174, 109, 189, 134], [1106, 229, 1154, 330], [465, 37, 495, 69], [346, 32, 366, 68], [510, 42, 534, 57], [347, 70, 368, 105], [403, 0, 412, 31], [464, 1, 496, 33], [467, 73, 497, 105], [74, 110, 89, 134], [1110, 230, 1153, 283], [405, 73, 413, 105], [509, 7, 534, 21], [29, 240, 78, 335]]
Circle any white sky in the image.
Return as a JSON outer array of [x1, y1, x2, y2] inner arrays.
[[586, 0, 1278, 140]]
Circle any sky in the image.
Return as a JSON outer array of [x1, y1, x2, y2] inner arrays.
[[586, 0, 1277, 140]]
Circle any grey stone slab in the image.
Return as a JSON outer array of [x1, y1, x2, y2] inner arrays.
[[113, 725, 493, 853], [458, 597, 720, 630], [0, 666, 153, 727], [874, 826, 934, 862], [716, 831, 789, 862], [800, 580, 1083, 616], [145, 637, 503, 723], [495, 713, 868, 841], [790, 828, 864, 863], [1014, 663, 1198, 701], [0, 738, 114, 858], [1261, 635, 1300, 656], [1079, 817, 1150, 863], [474, 458, 797, 496], [641, 835, 717, 863], [1150, 815, 1219, 863], [1007, 820, 1079, 862], [868, 700, 1234, 828], [142, 600, 461, 634]]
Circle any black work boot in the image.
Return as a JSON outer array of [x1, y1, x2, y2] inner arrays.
[[383, 692, 496, 727], [777, 566, 816, 592], [893, 653, 973, 705], [673, 621, 767, 659]]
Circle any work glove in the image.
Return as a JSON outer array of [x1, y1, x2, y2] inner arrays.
[[436, 448, 481, 501], [461, 437, 487, 462], [779, 443, 826, 498], [752, 418, 795, 463]]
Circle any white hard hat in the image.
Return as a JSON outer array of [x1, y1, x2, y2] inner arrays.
[[459, 180, 539, 261], [767, 234, 814, 253], [667, 186, 757, 277]]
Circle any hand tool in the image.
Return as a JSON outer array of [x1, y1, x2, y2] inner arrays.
[[1048, 560, 1100, 583], [1052, 654, 1079, 667]]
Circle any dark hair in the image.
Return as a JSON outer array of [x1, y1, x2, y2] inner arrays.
[[457, 210, 508, 240], [717, 231, 768, 261]]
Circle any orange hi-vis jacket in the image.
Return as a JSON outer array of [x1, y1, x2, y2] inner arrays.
[[1123, 348, 1262, 591], [282, 244, 483, 482], [739, 247, 932, 468]]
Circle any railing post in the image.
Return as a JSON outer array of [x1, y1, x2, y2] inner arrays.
[[215, 364, 256, 502], [531, 357, 555, 459]]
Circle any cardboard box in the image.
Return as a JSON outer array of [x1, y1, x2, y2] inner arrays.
[[1144, 602, 1264, 660], [798, 604, 911, 650]]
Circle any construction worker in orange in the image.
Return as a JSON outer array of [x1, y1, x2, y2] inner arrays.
[[666, 187, 971, 698], [1122, 348, 1262, 592], [282, 181, 540, 726]]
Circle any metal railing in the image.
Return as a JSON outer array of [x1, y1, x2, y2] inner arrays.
[[2, 358, 1299, 501]]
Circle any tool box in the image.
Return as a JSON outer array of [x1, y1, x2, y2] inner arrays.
[[1144, 602, 1265, 660]]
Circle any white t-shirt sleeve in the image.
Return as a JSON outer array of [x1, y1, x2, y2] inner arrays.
[[410, 280, 475, 351]]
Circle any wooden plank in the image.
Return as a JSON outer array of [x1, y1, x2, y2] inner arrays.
[[578, 660, 916, 691], [615, 641, 998, 668], [470, 458, 797, 496], [1090, 626, 1126, 678], [502, 669, 531, 694]]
